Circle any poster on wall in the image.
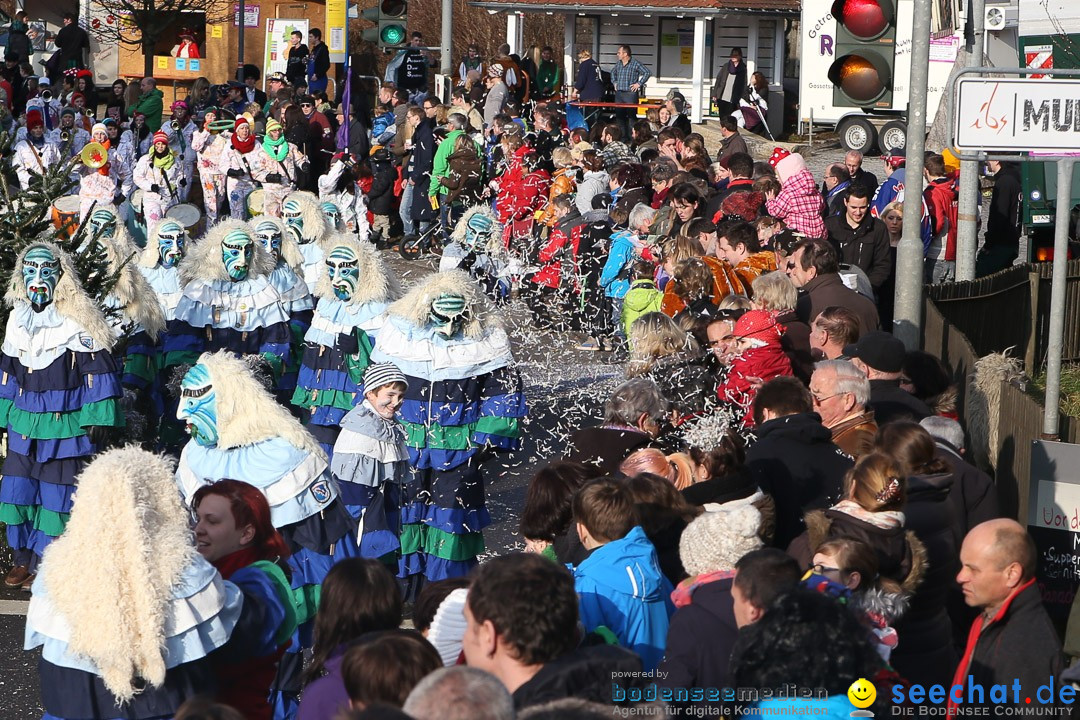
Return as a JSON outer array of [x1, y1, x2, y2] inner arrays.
[[265, 18, 310, 82]]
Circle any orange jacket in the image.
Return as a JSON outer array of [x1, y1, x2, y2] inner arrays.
[[661, 254, 746, 315]]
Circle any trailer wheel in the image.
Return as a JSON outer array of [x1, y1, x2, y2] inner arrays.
[[838, 117, 877, 154], [879, 121, 907, 154]]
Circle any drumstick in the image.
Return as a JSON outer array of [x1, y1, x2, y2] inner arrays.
[[159, 166, 179, 204]]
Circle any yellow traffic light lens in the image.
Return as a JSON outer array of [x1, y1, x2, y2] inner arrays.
[[837, 55, 885, 102], [835, 0, 889, 39], [382, 24, 406, 45]]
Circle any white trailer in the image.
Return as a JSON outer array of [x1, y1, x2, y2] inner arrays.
[[798, 0, 964, 153]]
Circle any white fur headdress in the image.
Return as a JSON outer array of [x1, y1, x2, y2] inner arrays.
[[4, 241, 117, 350], [314, 233, 401, 306], [282, 190, 330, 247], [178, 219, 276, 286], [248, 215, 304, 274], [39, 447, 194, 701], [100, 235, 166, 340], [141, 217, 185, 269], [196, 350, 324, 455], [450, 204, 504, 255], [387, 270, 499, 338]]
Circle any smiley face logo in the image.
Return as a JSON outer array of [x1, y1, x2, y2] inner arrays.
[[848, 678, 876, 711]]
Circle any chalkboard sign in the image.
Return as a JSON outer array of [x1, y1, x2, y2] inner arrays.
[[1028, 439, 1080, 636]]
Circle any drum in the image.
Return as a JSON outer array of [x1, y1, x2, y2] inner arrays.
[[166, 203, 206, 240], [51, 196, 81, 240], [125, 190, 148, 247], [246, 188, 265, 220]]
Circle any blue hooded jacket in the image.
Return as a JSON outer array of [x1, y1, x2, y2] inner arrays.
[[573, 526, 674, 671]]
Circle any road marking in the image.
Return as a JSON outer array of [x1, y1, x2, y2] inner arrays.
[[0, 599, 28, 616]]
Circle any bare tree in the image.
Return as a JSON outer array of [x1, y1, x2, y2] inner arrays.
[[89, 0, 232, 77]]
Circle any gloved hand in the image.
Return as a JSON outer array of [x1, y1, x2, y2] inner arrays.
[[265, 172, 282, 183], [112, 194, 124, 206], [227, 168, 244, 178], [85, 425, 112, 448], [179, 178, 187, 187], [332, 151, 345, 163], [150, 183, 160, 193]]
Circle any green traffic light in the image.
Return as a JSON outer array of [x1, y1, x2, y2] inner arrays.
[[381, 24, 405, 45]]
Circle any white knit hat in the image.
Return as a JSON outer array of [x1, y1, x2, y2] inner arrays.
[[426, 588, 469, 666], [363, 362, 407, 392], [679, 504, 764, 576]]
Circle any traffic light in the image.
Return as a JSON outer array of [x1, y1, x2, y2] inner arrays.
[[362, 0, 408, 50], [827, 0, 898, 108]]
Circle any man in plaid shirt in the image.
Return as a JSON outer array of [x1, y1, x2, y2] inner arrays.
[[611, 45, 651, 138]]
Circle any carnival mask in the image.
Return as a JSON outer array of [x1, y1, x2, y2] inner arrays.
[[222, 229, 254, 282], [429, 293, 468, 339], [87, 208, 117, 239], [283, 199, 306, 245], [326, 245, 359, 302], [157, 220, 187, 268], [321, 201, 341, 230], [22, 245, 61, 308], [255, 220, 283, 263], [464, 213, 495, 251], [177, 362, 218, 447]]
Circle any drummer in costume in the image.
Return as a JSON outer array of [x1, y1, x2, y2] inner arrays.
[[134, 130, 185, 225], [318, 155, 371, 240], [174, 351, 358, 720], [282, 190, 332, 289], [331, 362, 410, 565], [24, 447, 298, 720], [164, 100, 198, 202], [250, 216, 314, 405], [225, 115, 261, 220], [0, 242, 124, 591], [193, 108, 232, 224], [77, 124, 121, 220], [370, 270, 526, 592], [168, 219, 295, 386], [292, 234, 399, 456], [255, 118, 308, 218], [14, 110, 61, 189]]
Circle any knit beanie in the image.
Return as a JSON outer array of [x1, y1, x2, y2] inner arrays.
[[152, 130, 169, 146], [679, 504, 763, 576]]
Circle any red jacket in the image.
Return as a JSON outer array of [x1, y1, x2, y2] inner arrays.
[[499, 162, 551, 248], [924, 177, 958, 260], [718, 342, 793, 426], [532, 222, 580, 288]]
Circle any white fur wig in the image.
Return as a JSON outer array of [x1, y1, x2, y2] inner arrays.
[[196, 350, 324, 455], [282, 190, 330, 247], [248, 215, 304, 274], [101, 235, 166, 340], [313, 233, 402, 306], [4, 240, 117, 350], [39, 447, 194, 701], [450, 204, 504, 255], [387, 269, 499, 338], [178, 219, 276, 286]]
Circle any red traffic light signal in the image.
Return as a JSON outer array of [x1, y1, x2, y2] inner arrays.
[[831, 0, 893, 40]]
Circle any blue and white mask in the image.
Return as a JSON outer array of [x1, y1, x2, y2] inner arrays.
[[222, 229, 254, 282], [464, 213, 495, 251], [283, 199, 306, 245], [255, 220, 283, 263], [177, 362, 218, 447], [157, 220, 186, 268], [321, 201, 341, 230], [22, 245, 61, 308], [88, 208, 117, 239], [325, 245, 359, 302], [428, 293, 468, 339]]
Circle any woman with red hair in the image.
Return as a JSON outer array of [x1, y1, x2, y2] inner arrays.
[[193, 479, 294, 720]]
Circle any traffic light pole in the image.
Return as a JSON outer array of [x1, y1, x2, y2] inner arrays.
[[955, 0, 987, 281], [894, 0, 932, 348]]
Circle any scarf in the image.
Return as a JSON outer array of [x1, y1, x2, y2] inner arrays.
[[671, 569, 736, 608], [832, 499, 905, 529], [232, 131, 255, 154], [262, 131, 288, 162], [211, 546, 263, 580], [152, 148, 176, 171]]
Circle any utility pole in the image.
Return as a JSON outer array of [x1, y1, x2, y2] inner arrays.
[[441, 0, 453, 78], [893, 0, 933, 348], [236, 4, 246, 82], [955, 0, 987, 281]]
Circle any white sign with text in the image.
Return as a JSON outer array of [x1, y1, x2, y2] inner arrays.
[[954, 77, 1080, 152]]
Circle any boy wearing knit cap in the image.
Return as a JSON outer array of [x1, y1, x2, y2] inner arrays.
[[571, 478, 673, 671], [331, 362, 410, 563]]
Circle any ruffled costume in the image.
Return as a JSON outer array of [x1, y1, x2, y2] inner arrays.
[[167, 219, 294, 386], [24, 447, 297, 720], [282, 190, 332, 290], [291, 235, 399, 455], [0, 243, 123, 570], [331, 399, 410, 563], [370, 271, 526, 585]]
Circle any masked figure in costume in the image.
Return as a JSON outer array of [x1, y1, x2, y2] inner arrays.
[[321, 201, 343, 232], [193, 108, 232, 224], [133, 130, 185, 225], [174, 351, 358, 720], [318, 156, 371, 239], [282, 190, 332, 289], [25, 447, 298, 720], [254, 118, 308, 217], [292, 234, 399, 455], [370, 270, 526, 591], [169, 219, 294, 385], [441, 205, 514, 302], [0, 243, 124, 590], [225, 116, 261, 221], [251, 216, 314, 404]]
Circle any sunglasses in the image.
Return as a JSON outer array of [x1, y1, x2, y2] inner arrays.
[[301, 103, 314, 108]]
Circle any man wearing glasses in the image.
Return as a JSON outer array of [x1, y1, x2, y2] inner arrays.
[[810, 359, 877, 459], [299, 94, 333, 184]]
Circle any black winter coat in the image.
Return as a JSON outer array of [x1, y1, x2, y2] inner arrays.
[[892, 472, 960, 688], [513, 643, 644, 710], [985, 163, 1022, 249], [367, 152, 397, 215], [408, 118, 438, 223], [868, 379, 931, 426], [746, 412, 853, 550], [565, 426, 652, 476], [658, 575, 739, 701], [825, 214, 894, 290]]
